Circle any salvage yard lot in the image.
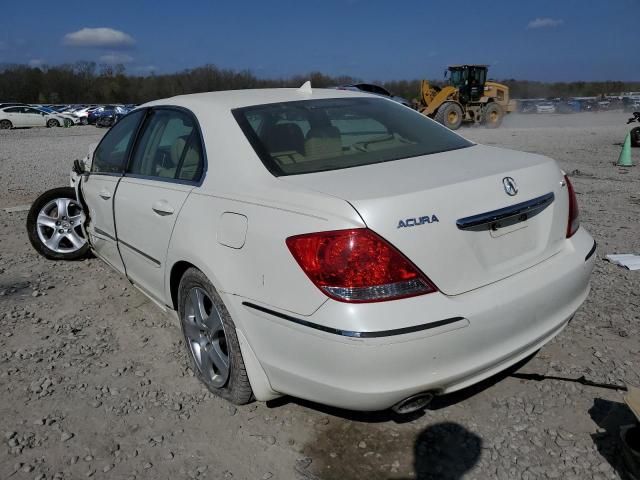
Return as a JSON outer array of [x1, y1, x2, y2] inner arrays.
[[1, 112, 639, 479]]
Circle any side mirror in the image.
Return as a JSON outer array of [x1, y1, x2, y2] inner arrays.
[[72, 159, 87, 176]]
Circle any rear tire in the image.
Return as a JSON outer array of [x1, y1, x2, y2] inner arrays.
[[47, 119, 60, 128], [631, 127, 640, 148], [434, 102, 463, 130], [0, 119, 12, 129], [26, 187, 90, 260], [482, 103, 504, 128], [178, 268, 253, 405]]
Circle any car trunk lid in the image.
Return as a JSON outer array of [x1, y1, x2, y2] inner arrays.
[[281, 145, 569, 296]]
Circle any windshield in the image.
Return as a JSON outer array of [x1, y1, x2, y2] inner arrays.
[[233, 97, 472, 176]]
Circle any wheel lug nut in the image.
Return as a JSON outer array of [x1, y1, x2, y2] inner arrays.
[[58, 229, 64, 233], [56, 221, 61, 226]]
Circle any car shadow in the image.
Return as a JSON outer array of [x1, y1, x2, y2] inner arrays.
[[588, 397, 637, 479], [297, 418, 482, 480], [406, 422, 482, 480]]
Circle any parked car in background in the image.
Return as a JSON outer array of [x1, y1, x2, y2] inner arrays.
[[72, 106, 100, 125], [27, 87, 594, 413], [624, 100, 640, 113], [0, 105, 68, 129], [556, 101, 577, 114], [95, 111, 125, 128], [337, 83, 412, 107], [35, 107, 78, 126], [536, 102, 556, 114], [579, 100, 598, 112], [88, 105, 126, 124]]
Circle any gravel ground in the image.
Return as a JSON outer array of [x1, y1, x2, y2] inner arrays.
[[1, 113, 639, 480]]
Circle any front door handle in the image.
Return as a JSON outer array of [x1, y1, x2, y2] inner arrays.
[[99, 189, 112, 200], [152, 200, 175, 216]]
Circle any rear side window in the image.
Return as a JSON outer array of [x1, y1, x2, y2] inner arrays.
[[128, 108, 204, 182], [92, 110, 145, 174], [233, 97, 472, 176]]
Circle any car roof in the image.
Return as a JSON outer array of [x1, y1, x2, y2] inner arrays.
[[141, 87, 372, 114]]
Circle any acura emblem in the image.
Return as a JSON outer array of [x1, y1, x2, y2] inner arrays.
[[502, 177, 518, 196]]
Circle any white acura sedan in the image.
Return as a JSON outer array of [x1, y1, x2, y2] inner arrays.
[[27, 85, 595, 413]]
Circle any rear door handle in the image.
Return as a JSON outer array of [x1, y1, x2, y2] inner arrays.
[[152, 200, 175, 216], [99, 189, 112, 200]]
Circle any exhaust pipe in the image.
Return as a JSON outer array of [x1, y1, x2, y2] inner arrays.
[[391, 391, 435, 415]]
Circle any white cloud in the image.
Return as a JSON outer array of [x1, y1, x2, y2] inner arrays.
[[63, 27, 135, 48], [99, 53, 134, 64], [527, 17, 564, 29], [28, 58, 44, 67]]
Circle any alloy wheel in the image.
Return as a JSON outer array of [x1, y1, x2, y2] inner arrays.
[[36, 198, 86, 253], [182, 287, 230, 388]]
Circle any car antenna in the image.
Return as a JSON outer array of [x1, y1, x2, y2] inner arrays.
[[298, 80, 312, 94]]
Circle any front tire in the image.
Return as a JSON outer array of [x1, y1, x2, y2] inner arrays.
[[434, 102, 463, 130], [26, 187, 90, 260], [47, 119, 60, 128], [178, 268, 253, 405], [482, 103, 504, 128], [0, 119, 12, 129]]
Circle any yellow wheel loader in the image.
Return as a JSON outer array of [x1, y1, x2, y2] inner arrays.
[[417, 65, 516, 130]]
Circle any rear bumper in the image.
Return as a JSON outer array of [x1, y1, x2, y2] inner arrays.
[[227, 227, 595, 411]]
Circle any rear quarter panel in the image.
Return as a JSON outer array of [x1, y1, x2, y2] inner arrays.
[[164, 186, 365, 318]]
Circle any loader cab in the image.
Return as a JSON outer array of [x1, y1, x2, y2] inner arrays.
[[448, 65, 488, 104]]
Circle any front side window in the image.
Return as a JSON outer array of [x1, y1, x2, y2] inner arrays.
[[128, 109, 204, 182], [92, 110, 145, 174], [233, 97, 472, 176]]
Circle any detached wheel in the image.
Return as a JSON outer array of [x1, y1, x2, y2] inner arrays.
[[47, 119, 60, 128], [631, 127, 640, 148], [178, 268, 253, 405], [26, 187, 89, 260], [434, 102, 463, 130], [0, 119, 12, 129], [482, 103, 504, 128]]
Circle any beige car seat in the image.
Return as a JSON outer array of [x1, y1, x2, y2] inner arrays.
[[304, 125, 342, 161], [156, 136, 186, 178]]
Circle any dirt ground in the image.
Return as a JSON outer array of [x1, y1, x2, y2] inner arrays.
[[1, 112, 639, 480]]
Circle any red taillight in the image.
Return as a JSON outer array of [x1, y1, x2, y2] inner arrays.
[[565, 174, 580, 238], [286, 228, 437, 303]]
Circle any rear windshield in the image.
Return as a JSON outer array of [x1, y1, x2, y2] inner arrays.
[[232, 97, 472, 176]]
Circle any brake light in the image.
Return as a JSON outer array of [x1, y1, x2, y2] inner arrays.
[[565, 174, 580, 238], [286, 228, 437, 303]]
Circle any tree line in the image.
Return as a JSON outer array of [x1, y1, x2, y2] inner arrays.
[[0, 62, 638, 104]]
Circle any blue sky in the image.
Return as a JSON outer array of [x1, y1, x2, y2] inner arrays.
[[1, 0, 638, 81]]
